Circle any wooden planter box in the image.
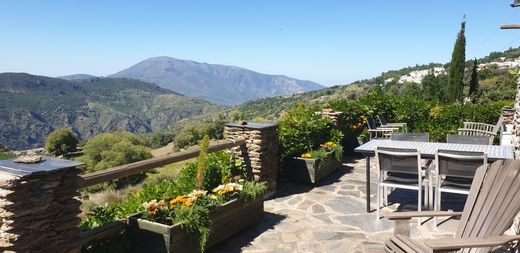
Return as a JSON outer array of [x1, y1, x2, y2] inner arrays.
[[285, 151, 342, 184], [127, 197, 264, 253]]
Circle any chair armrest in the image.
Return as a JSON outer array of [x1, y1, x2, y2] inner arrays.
[[384, 211, 463, 220], [383, 123, 407, 127], [424, 235, 520, 251], [368, 129, 394, 133]]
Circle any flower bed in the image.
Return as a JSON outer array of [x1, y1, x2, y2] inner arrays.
[[127, 181, 266, 253], [128, 197, 263, 253], [285, 142, 343, 184]]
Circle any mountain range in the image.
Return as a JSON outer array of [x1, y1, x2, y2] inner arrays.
[[0, 73, 218, 149], [109, 57, 324, 105]]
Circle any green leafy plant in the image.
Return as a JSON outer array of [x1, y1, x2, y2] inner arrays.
[[45, 128, 78, 156]]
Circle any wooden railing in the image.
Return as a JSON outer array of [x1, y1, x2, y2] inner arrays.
[[78, 138, 245, 245]]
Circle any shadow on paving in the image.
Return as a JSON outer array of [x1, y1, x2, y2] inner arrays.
[[274, 156, 356, 198], [208, 212, 286, 253], [388, 188, 467, 212]]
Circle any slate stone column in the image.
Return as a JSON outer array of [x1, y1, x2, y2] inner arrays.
[[322, 108, 344, 129], [224, 122, 278, 195], [0, 157, 82, 252], [513, 75, 520, 158]]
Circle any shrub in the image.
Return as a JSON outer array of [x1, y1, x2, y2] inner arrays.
[[80, 131, 152, 190], [0, 144, 15, 160], [278, 103, 335, 161], [328, 93, 511, 144], [45, 128, 78, 156]]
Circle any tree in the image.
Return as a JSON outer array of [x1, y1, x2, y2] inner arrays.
[[447, 20, 466, 103], [45, 128, 78, 156], [469, 58, 479, 98], [81, 131, 152, 189], [421, 69, 446, 102]]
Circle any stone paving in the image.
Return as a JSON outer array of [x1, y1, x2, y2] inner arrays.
[[211, 156, 463, 253]]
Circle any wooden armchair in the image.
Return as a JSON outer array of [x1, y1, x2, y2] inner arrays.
[[384, 159, 520, 253]]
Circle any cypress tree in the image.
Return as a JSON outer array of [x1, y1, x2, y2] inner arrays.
[[447, 20, 466, 103], [469, 58, 479, 98]]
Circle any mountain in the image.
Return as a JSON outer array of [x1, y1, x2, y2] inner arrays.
[[175, 47, 520, 127], [0, 73, 220, 150], [109, 57, 324, 105], [58, 73, 98, 80]]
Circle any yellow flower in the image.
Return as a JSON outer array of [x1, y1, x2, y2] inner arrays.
[[301, 153, 312, 158]]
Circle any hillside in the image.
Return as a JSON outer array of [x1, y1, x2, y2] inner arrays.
[[58, 74, 98, 80], [174, 47, 520, 127], [0, 73, 220, 150], [109, 56, 324, 105]]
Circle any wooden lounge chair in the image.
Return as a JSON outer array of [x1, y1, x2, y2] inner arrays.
[[457, 118, 503, 145], [384, 159, 520, 253]]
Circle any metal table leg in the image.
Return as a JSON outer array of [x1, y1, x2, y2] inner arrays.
[[366, 156, 371, 213]]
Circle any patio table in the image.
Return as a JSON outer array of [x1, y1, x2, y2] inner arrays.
[[354, 139, 514, 213]]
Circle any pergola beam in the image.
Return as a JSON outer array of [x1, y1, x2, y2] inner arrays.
[[501, 24, 520, 29]]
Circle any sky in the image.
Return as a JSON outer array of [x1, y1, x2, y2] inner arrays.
[[1, 1, 520, 86]]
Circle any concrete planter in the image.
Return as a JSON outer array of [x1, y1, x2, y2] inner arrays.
[[285, 151, 342, 184], [127, 198, 264, 253]]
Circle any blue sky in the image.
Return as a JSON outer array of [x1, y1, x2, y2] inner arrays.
[[1, 1, 520, 86]]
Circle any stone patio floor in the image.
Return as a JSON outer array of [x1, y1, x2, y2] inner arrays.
[[210, 156, 464, 253]]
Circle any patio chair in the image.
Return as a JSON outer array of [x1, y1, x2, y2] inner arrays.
[[433, 150, 487, 227], [367, 117, 395, 139], [447, 134, 492, 145], [391, 133, 429, 142], [457, 117, 502, 145], [384, 159, 520, 253], [375, 147, 430, 220], [378, 115, 408, 132]]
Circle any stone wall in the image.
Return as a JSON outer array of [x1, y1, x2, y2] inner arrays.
[[321, 109, 344, 129], [502, 106, 515, 125], [513, 76, 520, 159], [0, 158, 82, 252], [224, 122, 278, 194]]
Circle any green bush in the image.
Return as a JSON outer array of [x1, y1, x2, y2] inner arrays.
[[174, 123, 224, 149], [45, 128, 79, 156], [278, 103, 335, 161], [80, 131, 152, 190], [0, 144, 15, 160], [82, 151, 263, 252], [329, 92, 511, 144]]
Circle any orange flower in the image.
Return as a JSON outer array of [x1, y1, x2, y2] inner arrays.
[[149, 209, 157, 216], [352, 125, 357, 129]]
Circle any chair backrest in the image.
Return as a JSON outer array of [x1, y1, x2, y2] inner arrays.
[[376, 147, 421, 175], [391, 133, 429, 142], [463, 122, 495, 133], [456, 160, 520, 253], [436, 150, 487, 179], [366, 117, 377, 130], [447, 134, 491, 145], [457, 129, 496, 145], [377, 115, 388, 125]]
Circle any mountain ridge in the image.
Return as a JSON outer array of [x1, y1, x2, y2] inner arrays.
[[109, 56, 324, 105], [0, 72, 219, 150]]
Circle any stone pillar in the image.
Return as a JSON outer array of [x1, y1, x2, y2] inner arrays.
[[513, 76, 520, 159], [0, 156, 82, 252], [321, 108, 344, 129], [502, 106, 515, 125], [224, 122, 278, 194]]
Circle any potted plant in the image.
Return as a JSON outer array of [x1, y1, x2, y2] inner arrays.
[[279, 104, 344, 183], [127, 181, 266, 253], [126, 136, 267, 253], [285, 141, 343, 183]]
